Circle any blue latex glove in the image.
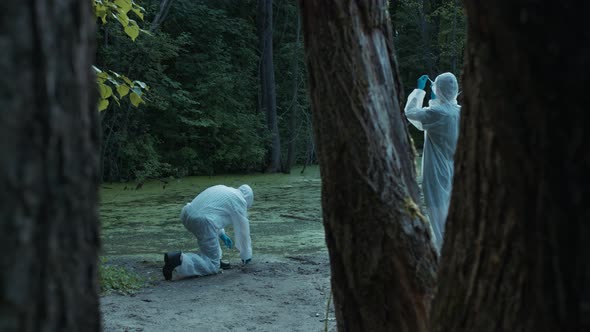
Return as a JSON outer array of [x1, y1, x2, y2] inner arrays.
[[417, 75, 429, 90], [242, 258, 251, 264], [219, 233, 233, 249]]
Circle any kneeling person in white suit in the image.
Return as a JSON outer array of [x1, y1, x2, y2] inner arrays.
[[163, 184, 254, 280]]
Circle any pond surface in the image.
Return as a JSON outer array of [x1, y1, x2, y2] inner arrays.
[[100, 166, 326, 260]]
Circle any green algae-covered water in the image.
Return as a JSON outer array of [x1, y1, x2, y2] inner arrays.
[[100, 166, 326, 260]]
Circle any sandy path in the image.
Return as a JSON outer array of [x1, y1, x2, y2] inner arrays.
[[100, 253, 336, 332]]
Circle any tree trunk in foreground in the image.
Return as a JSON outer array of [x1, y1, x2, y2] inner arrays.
[[432, 1, 590, 331], [300, 1, 438, 331], [0, 1, 100, 331]]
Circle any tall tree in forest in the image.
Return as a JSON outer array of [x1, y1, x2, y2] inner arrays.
[[0, 1, 101, 331], [432, 1, 590, 331], [299, 1, 438, 331], [258, 0, 282, 172], [284, 10, 301, 173], [418, 0, 434, 76], [391, 0, 466, 92]]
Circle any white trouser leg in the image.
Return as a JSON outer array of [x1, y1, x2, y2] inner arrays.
[[175, 215, 222, 278]]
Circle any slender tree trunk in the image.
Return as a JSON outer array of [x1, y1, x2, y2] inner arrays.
[[300, 1, 438, 331], [284, 12, 301, 173], [450, 0, 459, 73], [419, 0, 433, 76], [103, 25, 109, 48], [388, 0, 399, 33], [258, 0, 281, 172], [0, 1, 100, 331], [256, 0, 264, 117], [150, 0, 174, 32], [430, 0, 443, 72], [432, 1, 590, 331], [299, 119, 314, 175], [300, 126, 314, 174]]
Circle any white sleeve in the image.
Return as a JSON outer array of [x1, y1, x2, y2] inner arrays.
[[404, 89, 428, 131], [405, 89, 444, 131], [232, 208, 252, 261]]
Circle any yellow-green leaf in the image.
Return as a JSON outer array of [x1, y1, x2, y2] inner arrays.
[[131, 6, 144, 20], [116, 11, 129, 27], [129, 92, 142, 107], [96, 72, 108, 83], [124, 20, 139, 41], [117, 84, 130, 97], [95, 4, 108, 24], [98, 83, 113, 99], [115, 0, 132, 13], [98, 99, 109, 112], [122, 76, 133, 85]]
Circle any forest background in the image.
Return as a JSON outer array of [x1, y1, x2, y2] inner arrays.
[[97, 0, 465, 182]]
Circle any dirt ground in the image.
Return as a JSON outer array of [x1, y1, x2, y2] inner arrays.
[[99, 163, 426, 331], [99, 167, 337, 331], [100, 252, 336, 332]]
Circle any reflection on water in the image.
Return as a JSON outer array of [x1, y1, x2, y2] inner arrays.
[[100, 166, 326, 259]]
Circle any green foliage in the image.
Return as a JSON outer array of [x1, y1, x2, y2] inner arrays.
[[393, 0, 466, 86], [99, 0, 269, 181], [391, 0, 466, 146], [93, 0, 149, 111], [95, 0, 463, 180], [120, 133, 165, 181], [99, 258, 144, 295], [93, 0, 147, 39], [94, 66, 148, 111]]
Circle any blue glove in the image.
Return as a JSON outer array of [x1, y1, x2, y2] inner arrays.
[[417, 75, 429, 90], [219, 233, 233, 249], [242, 258, 251, 264]]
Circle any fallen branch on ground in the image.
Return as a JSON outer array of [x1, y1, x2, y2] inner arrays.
[[279, 214, 318, 222]]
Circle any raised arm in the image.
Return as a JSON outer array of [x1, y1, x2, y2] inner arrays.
[[232, 208, 252, 262], [405, 89, 429, 131]]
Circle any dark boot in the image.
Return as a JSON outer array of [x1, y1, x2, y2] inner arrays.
[[163, 251, 182, 281], [220, 261, 231, 270]]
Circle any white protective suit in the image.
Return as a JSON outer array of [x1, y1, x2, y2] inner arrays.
[[175, 184, 253, 278], [405, 72, 460, 252]]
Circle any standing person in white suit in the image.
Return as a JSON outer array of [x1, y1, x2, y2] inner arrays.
[[405, 72, 461, 253], [163, 184, 254, 280]]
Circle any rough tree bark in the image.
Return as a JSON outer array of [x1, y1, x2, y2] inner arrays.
[[299, 1, 438, 331], [258, 0, 281, 172], [432, 1, 590, 331], [0, 1, 100, 331]]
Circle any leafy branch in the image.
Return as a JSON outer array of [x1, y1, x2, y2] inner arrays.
[[94, 66, 148, 110], [93, 0, 150, 111]]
